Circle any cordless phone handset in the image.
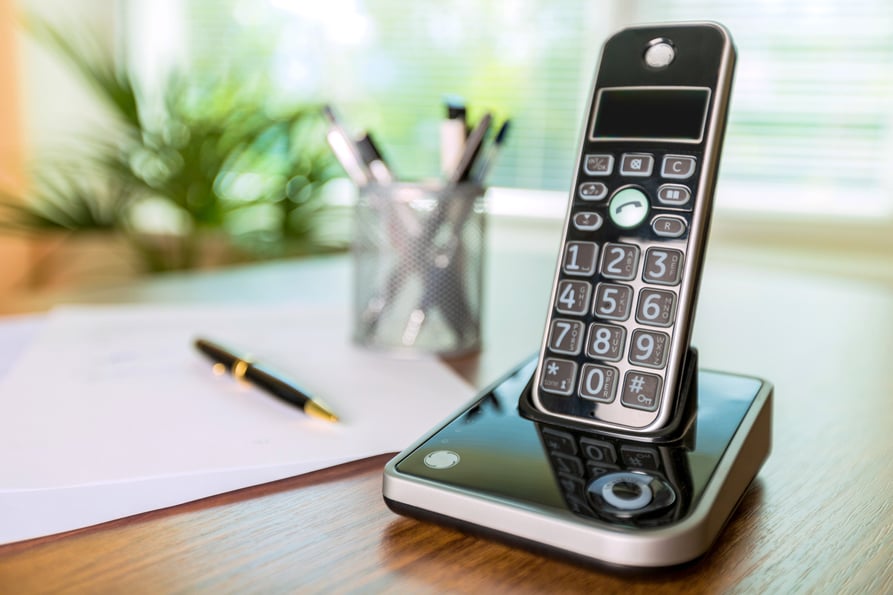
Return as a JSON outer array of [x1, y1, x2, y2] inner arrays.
[[532, 23, 736, 434]]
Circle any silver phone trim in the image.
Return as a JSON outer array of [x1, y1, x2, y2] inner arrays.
[[382, 375, 771, 568]]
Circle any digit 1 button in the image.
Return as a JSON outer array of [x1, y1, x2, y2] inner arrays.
[[608, 187, 649, 229]]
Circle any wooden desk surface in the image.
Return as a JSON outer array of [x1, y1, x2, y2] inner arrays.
[[1, 240, 892, 593]]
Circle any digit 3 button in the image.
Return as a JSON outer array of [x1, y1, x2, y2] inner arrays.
[[608, 187, 650, 229]]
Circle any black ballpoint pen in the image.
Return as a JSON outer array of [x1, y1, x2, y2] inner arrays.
[[194, 338, 339, 423]]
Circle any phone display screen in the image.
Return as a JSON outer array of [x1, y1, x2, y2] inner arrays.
[[590, 87, 710, 142]]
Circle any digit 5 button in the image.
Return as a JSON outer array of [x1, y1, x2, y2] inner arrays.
[[608, 187, 649, 229]]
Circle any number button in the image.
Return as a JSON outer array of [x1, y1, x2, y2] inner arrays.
[[548, 319, 585, 355], [540, 357, 577, 395], [562, 242, 598, 276], [636, 288, 677, 327], [555, 280, 592, 315], [600, 243, 640, 280], [628, 329, 670, 369], [593, 283, 633, 321], [620, 371, 662, 411], [579, 364, 618, 402], [642, 248, 683, 285], [585, 323, 625, 362]]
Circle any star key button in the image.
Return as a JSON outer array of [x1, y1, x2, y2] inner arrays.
[[540, 357, 577, 396]]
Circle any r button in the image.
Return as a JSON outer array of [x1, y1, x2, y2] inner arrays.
[[651, 216, 687, 238]]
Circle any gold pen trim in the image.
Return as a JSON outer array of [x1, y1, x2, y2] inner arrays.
[[304, 400, 340, 423], [232, 358, 251, 382]]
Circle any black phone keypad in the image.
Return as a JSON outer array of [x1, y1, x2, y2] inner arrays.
[[536, 149, 701, 425]]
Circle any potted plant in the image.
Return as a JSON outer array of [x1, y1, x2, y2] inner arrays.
[[1, 16, 345, 287]]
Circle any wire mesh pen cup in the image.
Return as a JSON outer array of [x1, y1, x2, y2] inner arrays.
[[352, 182, 486, 356]]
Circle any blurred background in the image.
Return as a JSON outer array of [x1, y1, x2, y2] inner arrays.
[[1, 0, 892, 301]]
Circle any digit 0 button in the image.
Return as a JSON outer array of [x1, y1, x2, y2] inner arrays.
[[608, 187, 649, 229]]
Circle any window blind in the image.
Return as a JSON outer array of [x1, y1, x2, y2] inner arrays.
[[629, 1, 893, 214], [134, 0, 616, 191], [129, 0, 893, 215]]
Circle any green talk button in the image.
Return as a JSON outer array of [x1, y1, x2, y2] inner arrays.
[[609, 187, 650, 229]]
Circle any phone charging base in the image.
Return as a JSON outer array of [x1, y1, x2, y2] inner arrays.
[[383, 356, 772, 569]]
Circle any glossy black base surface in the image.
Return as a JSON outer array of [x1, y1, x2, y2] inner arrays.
[[383, 356, 772, 568]]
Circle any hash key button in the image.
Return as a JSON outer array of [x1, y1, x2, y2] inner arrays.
[[620, 371, 661, 412]]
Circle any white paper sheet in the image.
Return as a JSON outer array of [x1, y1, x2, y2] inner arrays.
[[0, 305, 475, 544], [0, 313, 43, 378]]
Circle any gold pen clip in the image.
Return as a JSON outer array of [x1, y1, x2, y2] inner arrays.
[[231, 357, 253, 386], [210, 356, 254, 386]]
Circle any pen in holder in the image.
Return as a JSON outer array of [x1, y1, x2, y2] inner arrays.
[[353, 181, 486, 356], [324, 102, 506, 356]]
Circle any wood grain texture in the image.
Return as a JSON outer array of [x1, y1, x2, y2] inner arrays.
[[2, 248, 893, 592]]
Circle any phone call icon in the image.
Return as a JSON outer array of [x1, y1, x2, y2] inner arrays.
[[609, 188, 650, 228]]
